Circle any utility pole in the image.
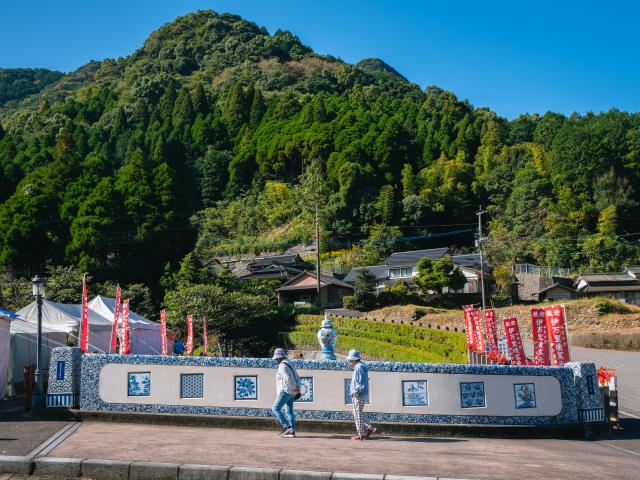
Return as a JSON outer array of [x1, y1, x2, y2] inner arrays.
[[477, 205, 487, 310], [315, 204, 322, 306]]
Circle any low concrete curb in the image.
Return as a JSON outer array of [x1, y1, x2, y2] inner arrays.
[[229, 466, 281, 480], [179, 464, 230, 480], [130, 461, 180, 480], [33, 456, 82, 477], [333, 474, 384, 480], [0, 455, 33, 474], [82, 458, 132, 480], [39, 409, 607, 439], [281, 470, 332, 480], [0, 456, 464, 480]]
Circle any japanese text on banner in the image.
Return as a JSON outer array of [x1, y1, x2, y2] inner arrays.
[[531, 308, 550, 366], [503, 317, 526, 365], [544, 305, 571, 366]]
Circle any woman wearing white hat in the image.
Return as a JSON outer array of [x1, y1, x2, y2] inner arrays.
[[347, 349, 376, 440], [271, 348, 301, 438]]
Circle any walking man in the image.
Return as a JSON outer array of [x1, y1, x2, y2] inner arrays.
[[347, 349, 376, 440], [272, 348, 300, 438]]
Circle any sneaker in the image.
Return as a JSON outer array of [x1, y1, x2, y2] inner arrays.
[[364, 426, 377, 439], [278, 427, 291, 436], [282, 430, 296, 438]]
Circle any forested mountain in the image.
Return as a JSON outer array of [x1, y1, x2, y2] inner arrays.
[[0, 68, 64, 106], [1, 9, 640, 306]]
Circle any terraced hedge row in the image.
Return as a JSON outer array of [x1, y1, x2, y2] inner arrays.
[[282, 315, 467, 364]]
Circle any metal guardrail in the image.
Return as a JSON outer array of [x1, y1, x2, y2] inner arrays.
[[513, 263, 574, 276]]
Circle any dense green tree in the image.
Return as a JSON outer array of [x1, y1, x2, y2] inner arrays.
[[416, 257, 467, 295]]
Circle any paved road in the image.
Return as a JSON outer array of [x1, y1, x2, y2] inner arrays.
[[49, 422, 640, 480], [522, 342, 640, 418], [570, 346, 640, 418], [0, 396, 69, 456]]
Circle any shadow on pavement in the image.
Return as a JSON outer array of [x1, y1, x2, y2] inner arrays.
[[300, 434, 466, 443]]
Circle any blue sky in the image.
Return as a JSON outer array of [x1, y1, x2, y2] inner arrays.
[[1, 0, 638, 119]]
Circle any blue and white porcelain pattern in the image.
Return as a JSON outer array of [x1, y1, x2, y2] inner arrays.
[[180, 374, 204, 398], [128, 372, 151, 397], [514, 383, 537, 409], [296, 377, 314, 402], [460, 382, 485, 408], [565, 362, 604, 423], [317, 327, 338, 361], [46, 347, 83, 408], [234, 376, 258, 400], [402, 380, 428, 407], [78, 352, 582, 425]]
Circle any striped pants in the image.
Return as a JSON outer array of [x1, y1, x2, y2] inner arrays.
[[352, 395, 372, 438]]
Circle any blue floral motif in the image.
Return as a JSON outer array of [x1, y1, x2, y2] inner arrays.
[[235, 376, 257, 400], [296, 377, 314, 402], [460, 382, 485, 408]]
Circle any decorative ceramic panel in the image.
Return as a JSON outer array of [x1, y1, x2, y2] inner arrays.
[[56, 361, 65, 381], [514, 383, 536, 409], [344, 378, 370, 404], [180, 373, 204, 399], [80, 352, 581, 425], [128, 372, 151, 397], [296, 376, 314, 402], [235, 375, 258, 400], [460, 382, 485, 408], [402, 380, 428, 406]]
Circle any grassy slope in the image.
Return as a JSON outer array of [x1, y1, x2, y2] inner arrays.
[[283, 314, 467, 364]]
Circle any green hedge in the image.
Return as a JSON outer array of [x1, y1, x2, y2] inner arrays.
[[285, 315, 466, 364]]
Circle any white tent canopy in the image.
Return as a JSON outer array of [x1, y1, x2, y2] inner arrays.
[[1, 312, 14, 399], [88, 295, 167, 354], [16, 300, 113, 353], [7, 317, 68, 397]]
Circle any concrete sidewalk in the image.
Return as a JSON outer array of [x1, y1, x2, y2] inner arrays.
[[46, 422, 640, 480], [0, 396, 69, 456]]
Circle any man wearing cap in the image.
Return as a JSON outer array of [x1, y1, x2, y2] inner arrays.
[[272, 348, 301, 438], [347, 349, 376, 440]]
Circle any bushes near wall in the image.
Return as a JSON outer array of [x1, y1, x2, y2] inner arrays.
[[283, 314, 467, 363], [593, 297, 632, 315]]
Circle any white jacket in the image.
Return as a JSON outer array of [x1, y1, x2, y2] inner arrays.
[[276, 360, 300, 394]]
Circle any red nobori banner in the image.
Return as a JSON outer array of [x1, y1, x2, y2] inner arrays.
[[484, 309, 498, 353], [203, 317, 208, 355], [544, 305, 571, 366], [186, 314, 194, 356], [531, 308, 550, 366], [80, 275, 89, 353], [472, 309, 485, 352], [160, 308, 167, 356], [120, 299, 131, 354], [110, 286, 121, 352], [462, 305, 475, 350], [503, 317, 526, 365]]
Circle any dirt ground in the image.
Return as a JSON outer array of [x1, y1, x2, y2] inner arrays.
[[365, 299, 640, 347]]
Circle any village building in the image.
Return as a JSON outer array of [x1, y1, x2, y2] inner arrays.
[[575, 271, 640, 305], [343, 248, 489, 295], [238, 254, 313, 282], [276, 271, 354, 308]]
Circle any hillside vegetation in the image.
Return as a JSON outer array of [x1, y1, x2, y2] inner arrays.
[[283, 314, 467, 363], [1, 9, 640, 311]]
